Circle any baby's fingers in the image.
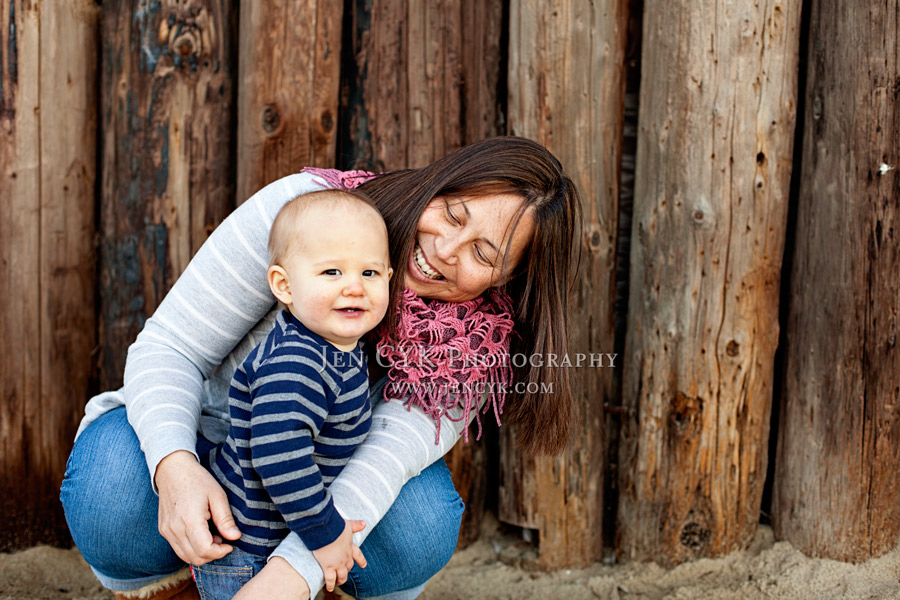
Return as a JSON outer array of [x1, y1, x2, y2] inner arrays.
[[353, 544, 367, 569], [324, 568, 337, 592]]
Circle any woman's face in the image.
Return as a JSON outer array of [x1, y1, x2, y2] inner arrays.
[[406, 193, 535, 302]]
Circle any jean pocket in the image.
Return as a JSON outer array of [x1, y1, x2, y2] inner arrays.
[[192, 562, 255, 600]]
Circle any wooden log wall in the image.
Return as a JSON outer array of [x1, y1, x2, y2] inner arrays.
[[0, 0, 99, 550], [772, 0, 900, 563], [98, 0, 237, 389], [4, 0, 898, 567], [340, 0, 504, 547], [499, 0, 627, 569], [236, 1, 343, 203], [617, 0, 802, 565]]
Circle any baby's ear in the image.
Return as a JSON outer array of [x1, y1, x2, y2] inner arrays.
[[387, 267, 394, 280], [267, 265, 292, 305]]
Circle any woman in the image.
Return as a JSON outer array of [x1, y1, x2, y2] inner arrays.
[[61, 136, 581, 600]]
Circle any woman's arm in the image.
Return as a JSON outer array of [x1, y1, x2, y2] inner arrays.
[[119, 172, 333, 564], [269, 391, 472, 596], [122, 172, 329, 482]]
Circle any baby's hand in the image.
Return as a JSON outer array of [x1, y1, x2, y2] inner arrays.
[[312, 520, 367, 592]]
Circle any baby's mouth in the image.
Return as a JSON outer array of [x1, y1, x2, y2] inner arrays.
[[414, 243, 444, 280]]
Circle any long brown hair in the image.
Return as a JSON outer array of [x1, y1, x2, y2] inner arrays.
[[358, 136, 582, 456]]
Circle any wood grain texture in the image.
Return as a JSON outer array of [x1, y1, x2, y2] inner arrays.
[[0, 0, 99, 549], [339, 0, 503, 171], [772, 0, 900, 563], [236, 0, 342, 202], [501, 0, 627, 569], [99, 1, 236, 388], [617, 0, 801, 565]]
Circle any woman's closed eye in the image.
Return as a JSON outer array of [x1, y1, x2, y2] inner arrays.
[[473, 244, 494, 266], [444, 200, 462, 225]]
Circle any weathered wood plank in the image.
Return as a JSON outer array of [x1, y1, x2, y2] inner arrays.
[[0, 0, 42, 551], [340, 0, 502, 170], [236, 0, 342, 202], [341, 0, 503, 547], [772, 0, 900, 563], [617, 0, 801, 565], [501, 0, 627, 569], [0, 0, 99, 549], [99, 1, 237, 389]]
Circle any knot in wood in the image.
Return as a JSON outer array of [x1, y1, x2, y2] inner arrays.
[[261, 104, 282, 134], [172, 22, 201, 53], [726, 340, 740, 357], [669, 393, 703, 436], [585, 225, 605, 256], [320, 110, 334, 133], [812, 95, 823, 121], [680, 521, 711, 549]]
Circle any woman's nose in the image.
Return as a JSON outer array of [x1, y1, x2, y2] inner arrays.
[[433, 232, 461, 264]]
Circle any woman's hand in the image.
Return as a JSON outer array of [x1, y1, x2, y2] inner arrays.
[[154, 450, 242, 565], [233, 556, 311, 600]]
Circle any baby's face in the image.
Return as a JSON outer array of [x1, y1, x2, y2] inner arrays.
[[281, 203, 392, 351]]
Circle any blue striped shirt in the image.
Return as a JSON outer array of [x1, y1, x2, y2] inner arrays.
[[204, 310, 371, 554]]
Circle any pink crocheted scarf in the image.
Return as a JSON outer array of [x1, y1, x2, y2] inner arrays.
[[378, 288, 515, 443], [301, 167, 516, 443]]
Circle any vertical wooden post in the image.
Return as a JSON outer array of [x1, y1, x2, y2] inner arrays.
[[341, 0, 503, 547], [772, 0, 900, 563], [235, 1, 343, 202], [617, 0, 801, 565], [500, 0, 627, 568], [99, 1, 237, 389], [0, 0, 99, 549], [339, 0, 502, 170]]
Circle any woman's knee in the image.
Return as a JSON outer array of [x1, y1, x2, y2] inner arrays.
[[349, 459, 465, 597], [60, 407, 180, 579]]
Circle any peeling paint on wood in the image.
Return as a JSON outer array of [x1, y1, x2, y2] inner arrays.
[[99, 1, 237, 389]]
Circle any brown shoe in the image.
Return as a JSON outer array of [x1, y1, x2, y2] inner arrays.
[[113, 567, 199, 600]]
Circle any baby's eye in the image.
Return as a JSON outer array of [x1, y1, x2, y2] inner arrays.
[[362, 269, 378, 277], [322, 268, 341, 276]]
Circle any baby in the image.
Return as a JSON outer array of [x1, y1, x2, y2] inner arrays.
[[191, 189, 394, 598]]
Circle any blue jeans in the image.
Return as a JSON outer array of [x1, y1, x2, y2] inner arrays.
[[191, 549, 267, 600], [60, 407, 464, 599]]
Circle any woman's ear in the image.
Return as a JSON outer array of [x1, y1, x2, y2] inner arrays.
[[267, 265, 292, 306]]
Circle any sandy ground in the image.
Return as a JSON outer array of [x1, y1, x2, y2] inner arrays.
[[3, 517, 899, 600]]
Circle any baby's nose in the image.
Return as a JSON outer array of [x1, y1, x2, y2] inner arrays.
[[343, 281, 365, 296]]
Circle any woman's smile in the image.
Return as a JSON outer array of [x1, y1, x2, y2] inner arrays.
[[412, 243, 444, 280]]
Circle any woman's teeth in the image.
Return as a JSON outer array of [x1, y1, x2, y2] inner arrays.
[[415, 246, 443, 280]]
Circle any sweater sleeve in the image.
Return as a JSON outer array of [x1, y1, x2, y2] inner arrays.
[[249, 351, 345, 551], [121, 172, 331, 485], [269, 389, 472, 596]]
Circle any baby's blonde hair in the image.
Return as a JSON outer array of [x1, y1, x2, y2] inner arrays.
[[267, 189, 383, 268]]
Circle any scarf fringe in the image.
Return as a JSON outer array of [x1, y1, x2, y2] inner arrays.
[[379, 288, 515, 444]]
